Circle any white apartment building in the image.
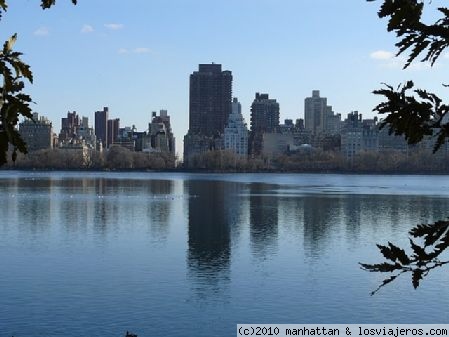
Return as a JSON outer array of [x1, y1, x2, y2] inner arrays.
[[224, 98, 249, 158]]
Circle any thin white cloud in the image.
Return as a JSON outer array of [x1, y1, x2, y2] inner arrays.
[[104, 23, 124, 30], [370, 50, 394, 60], [380, 58, 402, 69], [34, 26, 49, 37], [407, 61, 434, 71], [133, 47, 151, 54], [118, 47, 152, 55], [370, 49, 437, 71], [377, 56, 436, 71], [81, 24, 94, 33]]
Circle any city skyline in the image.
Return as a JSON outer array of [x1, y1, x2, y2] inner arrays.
[[3, 0, 449, 155]]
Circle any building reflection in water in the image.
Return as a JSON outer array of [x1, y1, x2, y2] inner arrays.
[[185, 179, 244, 295], [0, 176, 174, 239], [4, 174, 449, 278], [303, 196, 342, 258], [15, 178, 54, 234], [85, 178, 173, 237], [146, 180, 173, 241], [248, 183, 279, 259], [0, 177, 19, 233]]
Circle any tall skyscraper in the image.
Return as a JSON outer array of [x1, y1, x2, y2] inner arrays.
[[107, 118, 120, 148], [304, 90, 326, 135], [249, 93, 280, 155], [95, 107, 109, 148], [189, 63, 232, 136], [148, 110, 176, 155], [304, 90, 341, 135], [59, 111, 80, 142], [184, 63, 233, 163], [250, 93, 280, 133]]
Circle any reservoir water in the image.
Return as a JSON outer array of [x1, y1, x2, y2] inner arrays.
[[1, 171, 449, 337]]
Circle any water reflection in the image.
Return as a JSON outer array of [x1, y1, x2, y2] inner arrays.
[[248, 183, 279, 258], [0, 177, 175, 239], [361, 217, 449, 295], [3, 173, 449, 336], [2, 176, 449, 256], [147, 180, 173, 241], [11, 178, 55, 235], [185, 180, 237, 292], [303, 196, 341, 258], [90, 178, 175, 238]]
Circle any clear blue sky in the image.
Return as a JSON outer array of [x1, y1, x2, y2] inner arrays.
[[2, 0, 448, 155]]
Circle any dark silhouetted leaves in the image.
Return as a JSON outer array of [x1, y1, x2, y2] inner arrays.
[[1, 34, 35, 164], [0, 0, 7, 19], [361, 219, 449, 294], [410, 220, 449, 246], [360, 262, 403, 273], [368, 0, 449, 68], [412, 269, 424, 289], [373, 82, 449, 153], [40, 0, 77, 10], [0, 1, 77, 165], [368, 0, 449, 153], [410, 239, 432, 264], [0, 0, 77, 20], [376, 242, 411, 265], [371, 274, 400, 296], [433, 231, 449, 259]]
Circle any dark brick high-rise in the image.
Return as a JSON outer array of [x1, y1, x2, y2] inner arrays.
[[189, 64, 232, 136], [249, 93, 280, 155], [107, 118, 120, 148], [95, 107, 109, 148]]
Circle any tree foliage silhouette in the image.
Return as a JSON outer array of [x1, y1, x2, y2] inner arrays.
[[361, 220, 449, 295], [0, 0, 77, 165], [367, 0, 449, 152], [362, 0, 449, 294]]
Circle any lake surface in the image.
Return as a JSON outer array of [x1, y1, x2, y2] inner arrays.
[[1, 171, 449, 337]]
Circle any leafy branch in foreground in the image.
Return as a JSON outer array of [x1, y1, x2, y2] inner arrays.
[[40, 0, 77, 10], [367, 0, 449, 152], [0, 0, 77, 17], [360, 219, 449, 295], [373, 81, 449, 153], [0, 34, 34, 165], [366, 2, 449, 294], [0, 0, 77, 165], [367, 0, 449, 68]]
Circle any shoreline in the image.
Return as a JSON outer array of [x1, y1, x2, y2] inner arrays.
[[2, 167, 449, 176]]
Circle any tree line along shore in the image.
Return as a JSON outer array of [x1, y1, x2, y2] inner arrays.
[[2, 145, 449, 174]]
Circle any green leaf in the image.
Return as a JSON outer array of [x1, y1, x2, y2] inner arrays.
[[0, 0, 7, 20], [0, 0, 77, 165], [3, 33, 17, 54], [12, 59, 33, 83]]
